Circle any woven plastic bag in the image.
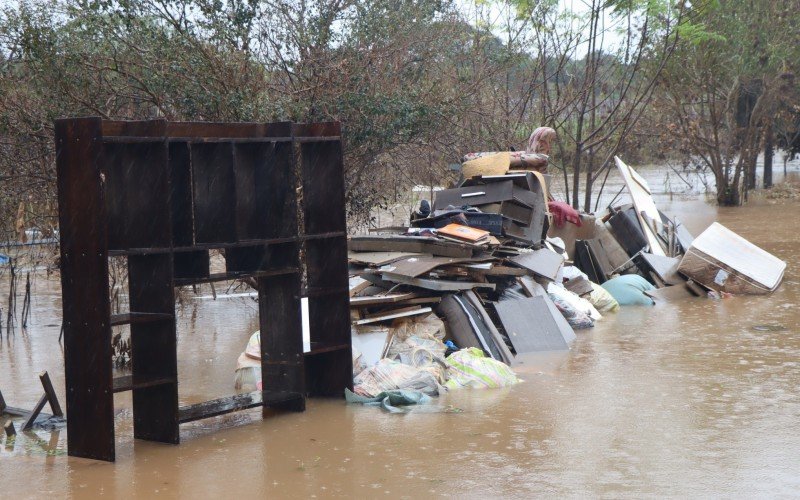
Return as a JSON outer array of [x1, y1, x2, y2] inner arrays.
[[588, 282, 619, 313], [354, 359, 442, 397], [444, 347, 520, 390]]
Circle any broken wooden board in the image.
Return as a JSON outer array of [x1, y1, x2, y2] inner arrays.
[[593, 221, 635, 273], [508, 247, 564, 281], [564, 276, 594, 296], [350, 293, 418, 307], [381, 255, 493, 279], [639, 253, 684, 286], [380, 274, 496, 291], [349, 276, 371, 297], [519, 276, 548, 297], [353, 307, 433, 325], [614, 157, 666, 256], [349, 235, 474, 258], [493, 296, 574, 353], [348, 251, 429, 266]]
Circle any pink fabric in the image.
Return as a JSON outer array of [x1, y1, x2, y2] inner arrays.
[[548, 201, 582, 228]]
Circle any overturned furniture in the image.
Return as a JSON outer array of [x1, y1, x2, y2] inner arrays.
[[55, 118, 352, 461]]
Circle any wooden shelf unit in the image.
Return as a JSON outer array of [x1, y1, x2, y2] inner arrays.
[[55, 118, 352, 462]]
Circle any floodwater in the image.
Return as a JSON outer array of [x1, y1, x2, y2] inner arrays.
[[2, 165, 800, 497]]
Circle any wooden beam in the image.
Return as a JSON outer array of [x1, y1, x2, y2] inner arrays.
[[22, 394, 48, 431], [39, 371, 63, 418]]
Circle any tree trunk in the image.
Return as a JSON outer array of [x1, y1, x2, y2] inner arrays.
[[716, 179, 741, 206], [745, 151, 757, 190], [571, 140, 583, 210], [763, 121, 773, 188], [583, 148, 594, 213]]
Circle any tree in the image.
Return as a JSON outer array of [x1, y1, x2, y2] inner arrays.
[[655, 0, 800, 205]]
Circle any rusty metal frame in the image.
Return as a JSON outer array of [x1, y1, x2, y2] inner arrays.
[[55, 118, 352, 462]]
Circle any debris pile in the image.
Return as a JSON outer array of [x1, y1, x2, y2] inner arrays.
[[346, 155, 787, 399]]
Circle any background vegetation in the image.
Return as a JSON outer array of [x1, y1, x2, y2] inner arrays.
[[1, 0, 798, 240]]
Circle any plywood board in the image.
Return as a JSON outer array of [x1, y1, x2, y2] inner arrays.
[[509, 248, 564, 281]]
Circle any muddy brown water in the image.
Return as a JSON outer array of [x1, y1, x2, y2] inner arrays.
[[2, 186, 800, 497]]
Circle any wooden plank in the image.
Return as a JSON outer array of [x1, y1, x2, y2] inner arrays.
[[22, 394, 48, 430], [178, 391, 303, 424], [348, 235, 474, 258], [129, 254, 179, 444], [55, 117, 116, 462], [191, 142, 237, 243], [364, 304, 423, 318], [301, 140, 346, 234], [112, 375, 176, 393], [349, 293, 417, 307], [348, 277, 370, 297], [382, 255, 492, 279], [304, 226, 352, 395], [348, 251, 428, 266], [110, 312, 174, 327], [169, 141, 194, 246], [39, 371, 63, 418], [508, 248, 564, 281], [0, 389, 6, 413], [234, 142, 297, 240], [4, 420, 15, 437], [259, 270, 305, 411], [380, 273, 496, 291], [393, 297, 442, 306], [354, 307, 432, 325]]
